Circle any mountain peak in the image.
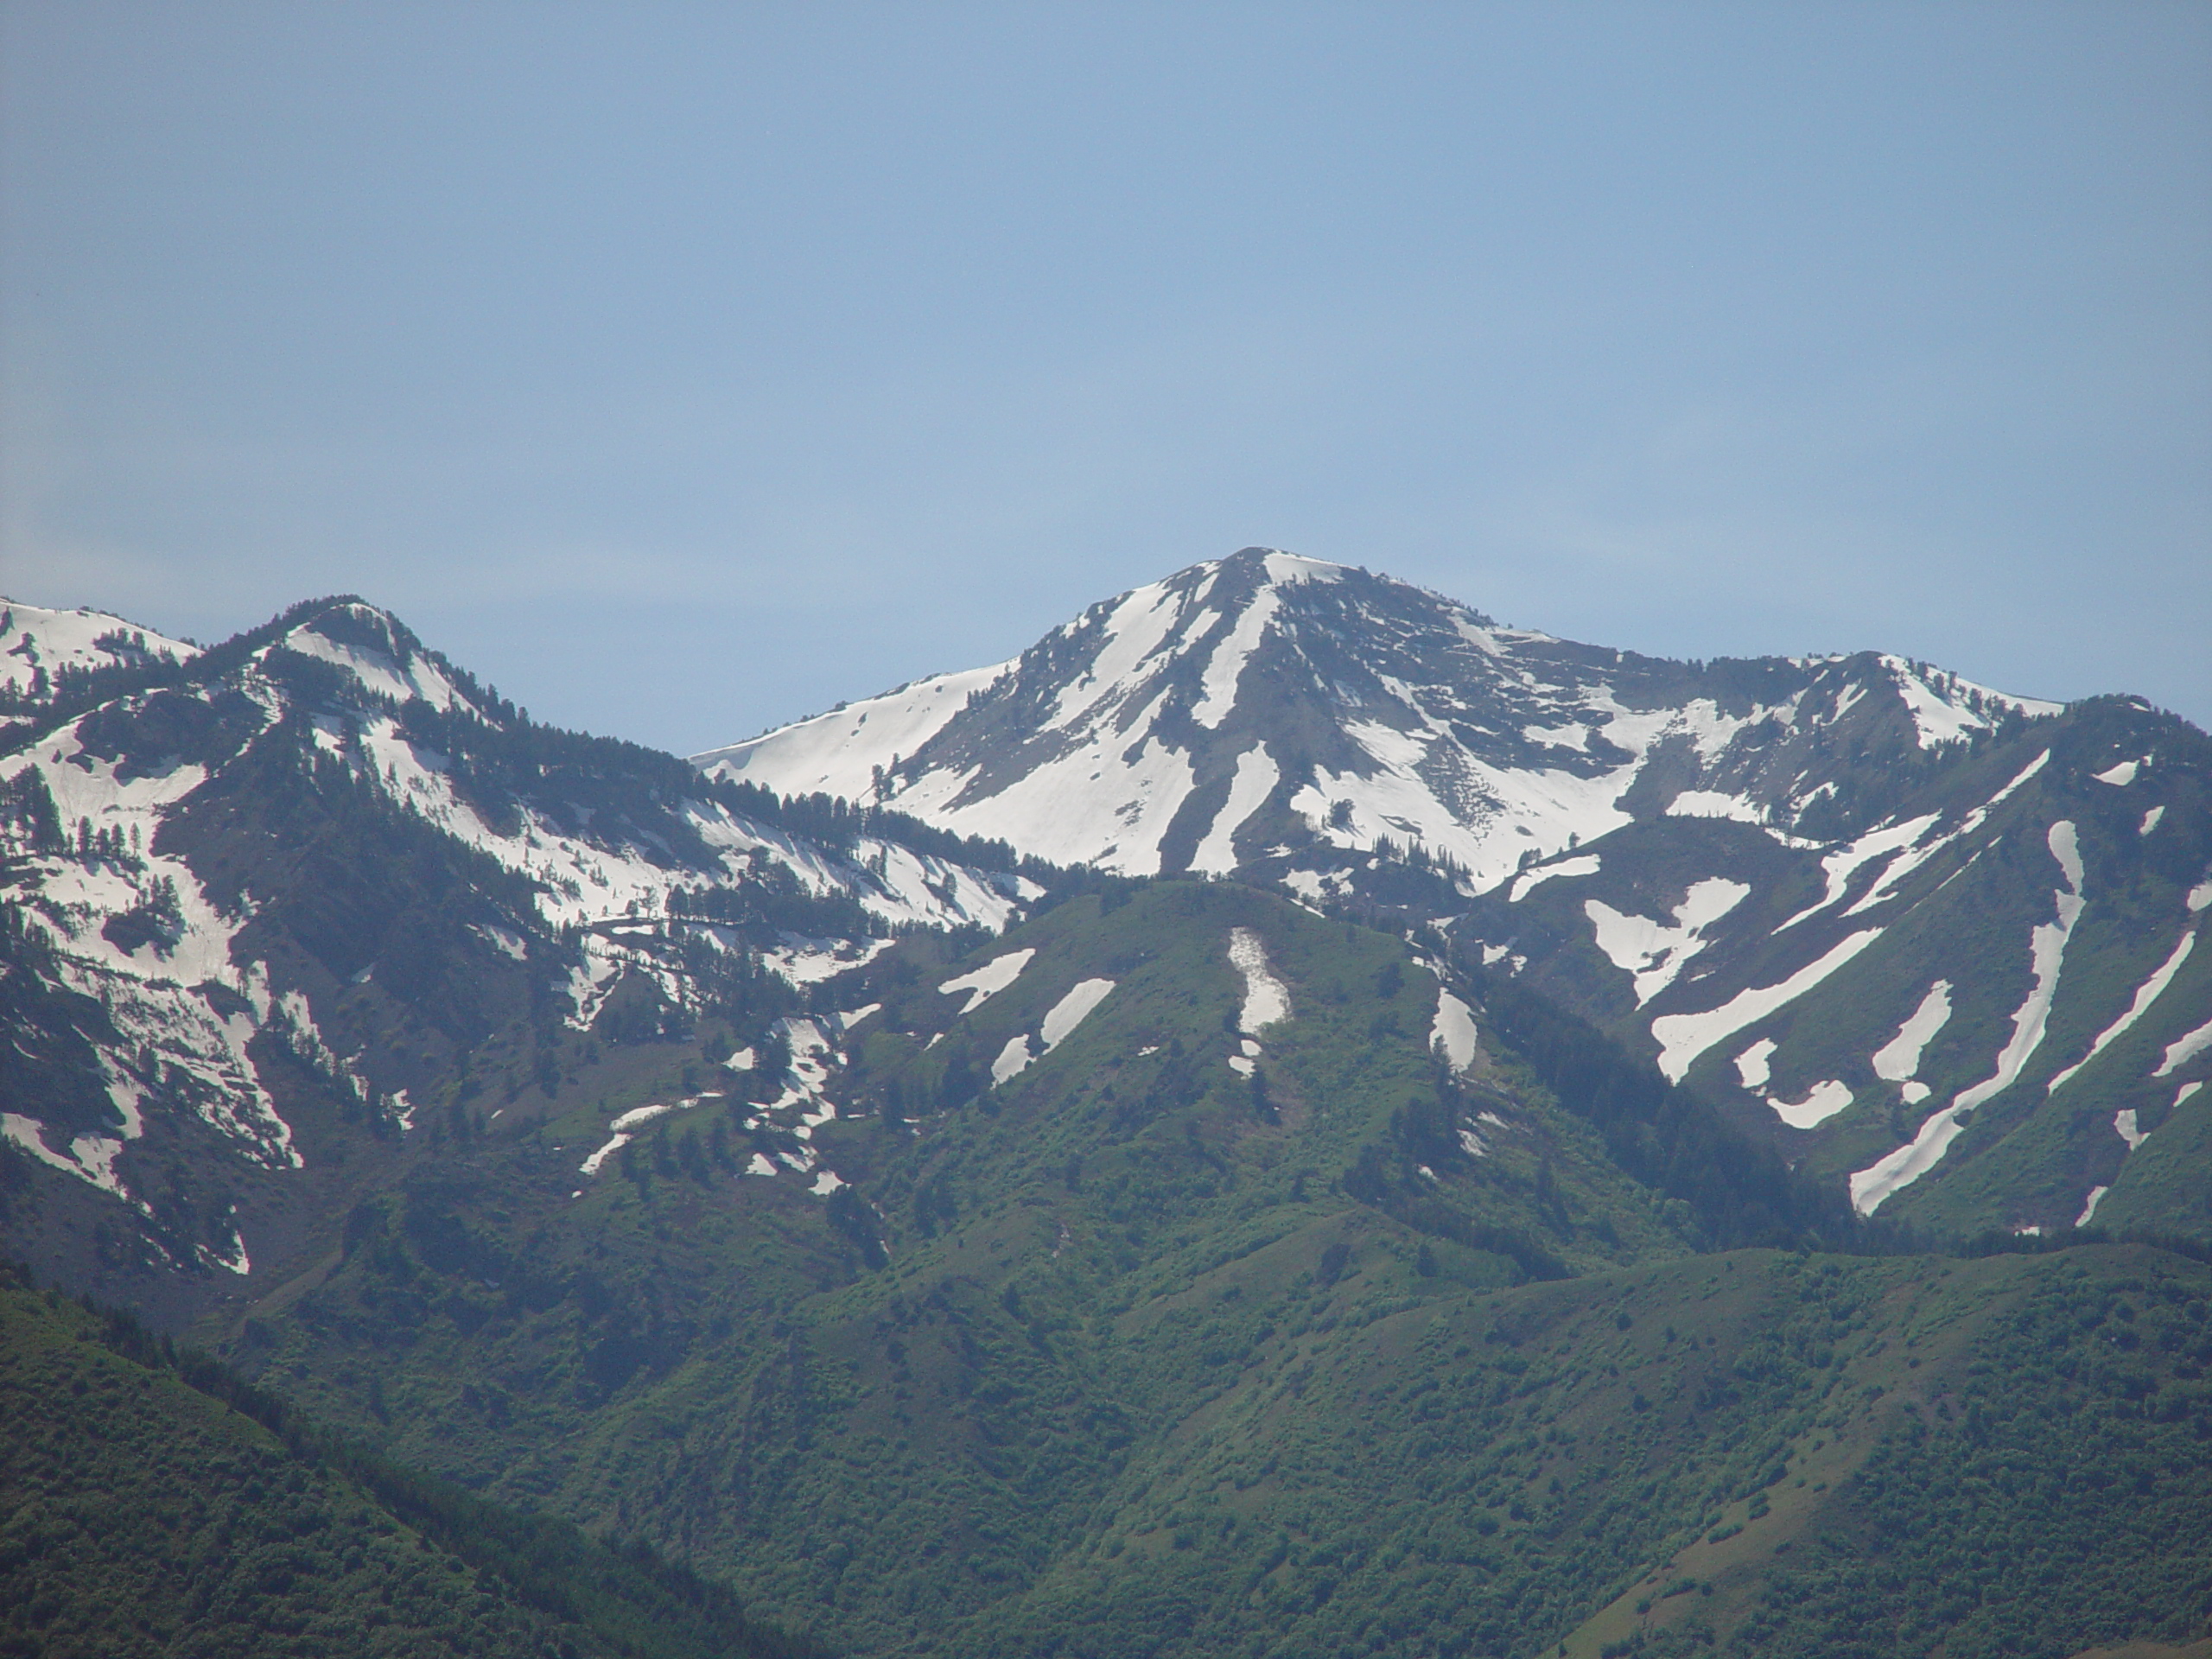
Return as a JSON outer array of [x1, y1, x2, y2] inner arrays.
[[696, 548, 2057, 885]]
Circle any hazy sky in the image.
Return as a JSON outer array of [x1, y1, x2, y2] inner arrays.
[[3, 2, 2207, 752]]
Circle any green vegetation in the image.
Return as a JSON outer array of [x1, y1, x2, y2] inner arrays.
[[207, 884, 2212, 1657], [0, 1263, 826, 1659]]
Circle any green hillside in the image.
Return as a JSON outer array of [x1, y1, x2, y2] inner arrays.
[[0, 1267, 825, 1659], [200, 883, 2212, 1657]]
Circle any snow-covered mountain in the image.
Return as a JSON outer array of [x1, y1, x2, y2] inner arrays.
[[695, 548, 2056, 890], [0, 594, 1041, 1311], [699, 548, 2212, 1238]]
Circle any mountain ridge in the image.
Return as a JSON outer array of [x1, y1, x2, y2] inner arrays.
[[698, 550, 2212, 1239], [4, 577, 2211, 1658]]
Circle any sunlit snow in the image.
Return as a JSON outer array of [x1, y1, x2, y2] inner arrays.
[[1228, 928, 1291, 1032], [992, 1033, 1036, 1086], [938, 949, 1036, 1014], [1507, 853, 1599, 904], [1766, 1080, 1853, 1130], [1650, 927, 1884, 1084], [1040, 978, 1116, 1052], [1431, 987, 1479, 1075], [1872, 982, 1953, 1084], [1584, 878, 1750, 1007], [1735, 1039, 1777, 1090], [1190, 745, 1281, 874], [2156, 1014, 2212, 1079]]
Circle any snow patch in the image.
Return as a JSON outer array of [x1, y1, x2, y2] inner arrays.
[[2156, 1014, 2212, 1078], [2093, 759, 2141, 786], [1192, 587, 1281, 729], [1040, 978, 1116, 1052], [1228, 927, 1291, 1032], [1766, 1080, 1853, 1130], [1508, 853, 1600, 904], [992, 1033, 1036, 1086], [1735, 1039, 1777, 1090], [1665, 791, 1763, 823], [1872, 982, 1953, 1084], [940, 948, 1035, 1014], [2075, 1186, 2109, 1228], [1773, 815, 1940, 935], [0, 1115, 130, 1199], [1584, 878, 1750, 1007], [1432, 988, 1479, 1075], [1190, 745, 1281, 874]]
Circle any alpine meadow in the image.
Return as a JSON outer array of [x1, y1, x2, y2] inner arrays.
[[2, 547, 2209, 1658]]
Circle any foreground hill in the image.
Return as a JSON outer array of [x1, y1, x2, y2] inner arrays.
[[698, 548, 2212, 1244], [0, 1266, 823, 1658]]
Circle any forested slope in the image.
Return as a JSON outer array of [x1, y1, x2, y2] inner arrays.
[[0, 1267, 826, 1659]]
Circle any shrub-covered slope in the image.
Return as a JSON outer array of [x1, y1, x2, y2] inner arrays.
[[212, 883, 2212, 1658], [0, 1268, 825, 1659]]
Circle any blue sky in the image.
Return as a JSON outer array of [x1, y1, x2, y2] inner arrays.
[[3, 2, 2207, 751]]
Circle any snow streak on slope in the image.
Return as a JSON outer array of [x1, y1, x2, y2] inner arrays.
[[1432, 986, 1479, 1075], [2157, 1014, 2212, 1079], [1649, 928, 1884, 1084], [1852, 822, 2087, 1216], [1191, 746, 1281, 874], [1771, 816, 1940, 935], [1040, 979, 1116, 1051], [2046, 930, 2197, 1095], [1192, 587, 1280, 728], [1229, 928, 1290, 1033], [939, 950, 1035, 1015], [1872, 982, 1953, 1104]]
